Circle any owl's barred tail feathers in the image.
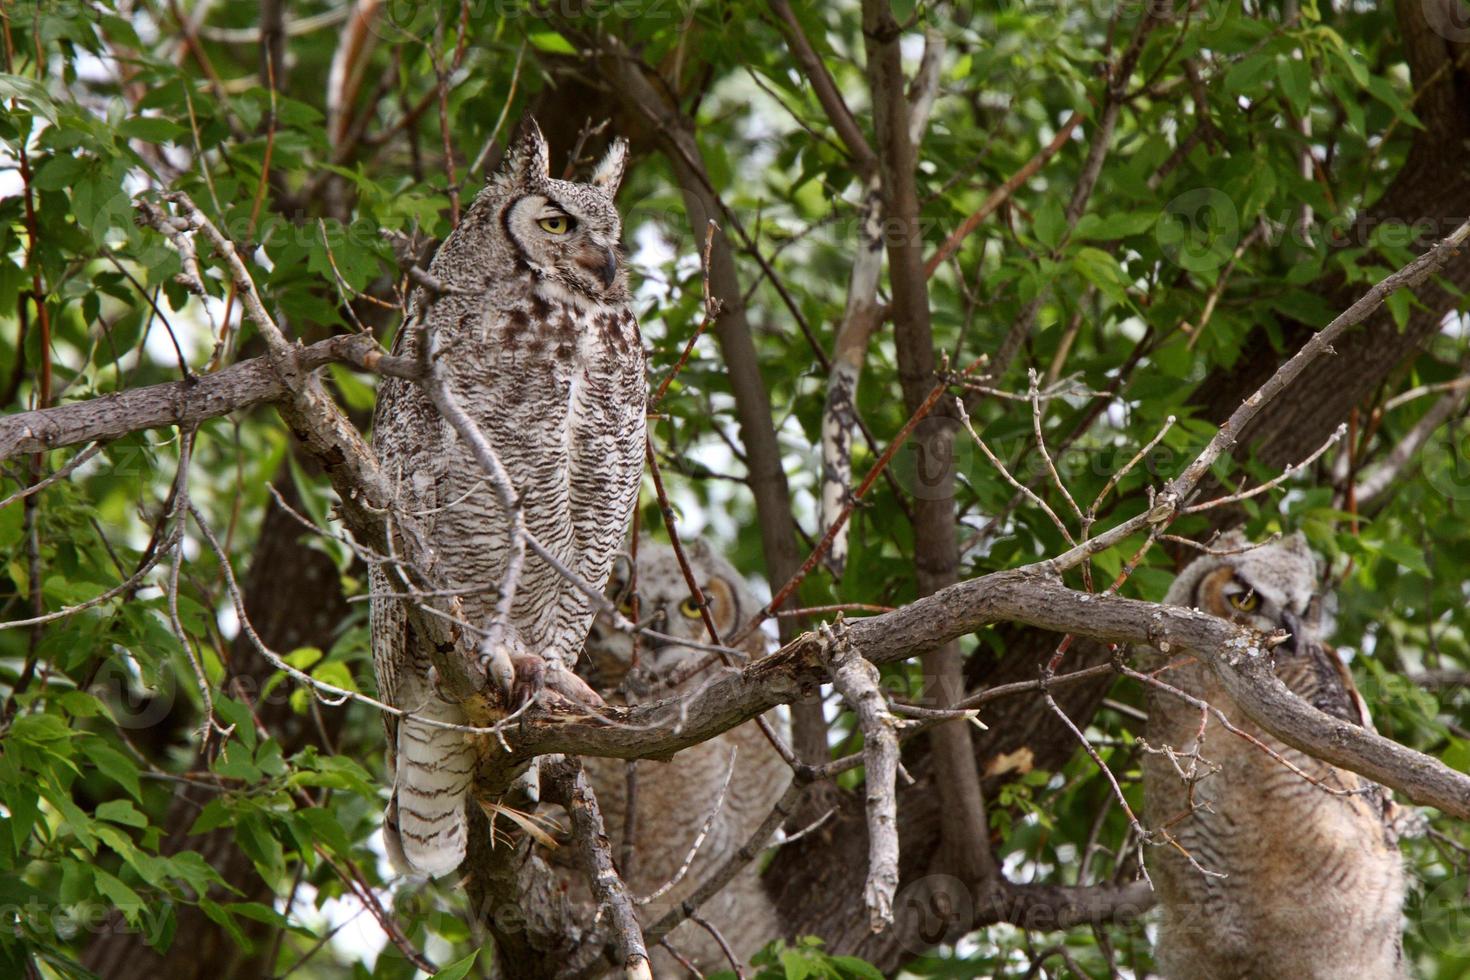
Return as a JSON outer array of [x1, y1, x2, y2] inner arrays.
[[384, 698, 475, 877]]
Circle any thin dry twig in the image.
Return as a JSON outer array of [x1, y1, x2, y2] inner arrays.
[[645, 782, 803, 944], [652, 220, 723, 406], [955, 396, 1076, 547], [731, 357, 987, 647], [689, 915, 744, 980], [1183, 423, 1347, 514], [635, 744, 738, 906], [0, 442, 102, 510]]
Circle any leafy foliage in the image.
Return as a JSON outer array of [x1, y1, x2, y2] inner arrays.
[[0, 0, 1467, 977]]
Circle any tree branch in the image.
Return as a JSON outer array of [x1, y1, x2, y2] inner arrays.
[[862, 0, 995, 886], [515, 569, 1470, 820], [0, 333, 393, 460], [543, 757, 654, 980]]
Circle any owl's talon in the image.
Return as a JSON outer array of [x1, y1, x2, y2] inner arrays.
[[509, 653, 546, 709], [479, 638, 517, 699]]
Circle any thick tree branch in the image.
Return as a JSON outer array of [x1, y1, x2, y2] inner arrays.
[[823, 619, 900, 932], [0, 333, 395, 460], [515, 569, 1470, 820], [767, 0, 877, 178], [543, 757, 654, 980]]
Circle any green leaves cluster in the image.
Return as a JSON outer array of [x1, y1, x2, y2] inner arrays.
[[0, 0, 1467, 977]]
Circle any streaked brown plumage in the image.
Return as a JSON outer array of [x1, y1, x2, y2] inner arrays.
[[576, 538, 791, 977], [1142, 532, 1408, 979]]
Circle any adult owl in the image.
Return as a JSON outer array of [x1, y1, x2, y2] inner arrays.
[[370, 121, 646, 877], [1141, 532, 1408, 979], [576, 538, 792, 976]]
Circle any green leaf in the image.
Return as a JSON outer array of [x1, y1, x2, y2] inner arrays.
[[1370, 539, 1431, 577], [199, 898, 253, 953], [527, 31, 576, 55], [213, 742, 263, 783], [96, 799, 148, 828], [81, 741, 143, 802], [118, 116, 186, 143], [33, 153, 87, 190], [1366, 75, 1421, 129], [93, 867, 144, 919], [0, 73, 58, 122], [1224, 52, 1275, 97], [1071, 247, 1130, 306], [1033, 197, 1064, 251], [830, 955, 886, 979], [1385, 288, 1411, 330], [780, 949, 813, 979], [429, 951, 480, 980], [1277, 57, 1311, 116], [213, 696, 257, 751]]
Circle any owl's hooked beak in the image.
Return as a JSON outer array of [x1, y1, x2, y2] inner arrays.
[[577, 243, 619, 289], [1280, 595, 1327, 656], [1279, 608, 1319, 657]]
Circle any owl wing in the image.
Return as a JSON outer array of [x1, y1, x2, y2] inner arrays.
[[370, 309, 477, 877], [1279, 641, 1416, 833], [370, 307, 445, 753], [562, 307, 647, 670], [1282, 640, 1373, 728]]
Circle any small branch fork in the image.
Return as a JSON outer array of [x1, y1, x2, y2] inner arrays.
[[728, 355, 988, 649]]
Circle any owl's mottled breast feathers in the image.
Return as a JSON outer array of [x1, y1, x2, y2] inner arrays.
[[370, 121, 646, 877]]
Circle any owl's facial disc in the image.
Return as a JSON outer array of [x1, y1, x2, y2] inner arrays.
[[504, 190, 625, 305]]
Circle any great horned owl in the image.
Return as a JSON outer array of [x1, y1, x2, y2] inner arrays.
[[370, 122, 646, 877], [577, 538, 792, 976], [1141, 532, 1407, 979]]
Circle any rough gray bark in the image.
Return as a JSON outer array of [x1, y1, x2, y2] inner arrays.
[[0, 334, 384, 460]]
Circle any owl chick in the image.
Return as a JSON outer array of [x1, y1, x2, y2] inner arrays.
[[370, 122, 646, 877], [577, 538, 792, 976], [1141, 531, 1407, 979]]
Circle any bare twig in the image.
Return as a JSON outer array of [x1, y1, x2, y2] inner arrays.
[[635, 745, 738, 905], [956, 397, 1076, 547], [822, 618, 900, 932], [646, 782, 803, 944], [0, 443, 99, 509], [1183, 423, 1347, 513]]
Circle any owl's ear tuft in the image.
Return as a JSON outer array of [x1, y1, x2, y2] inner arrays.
[[505, 117, 551, 182], [591, 138, 628, 196]]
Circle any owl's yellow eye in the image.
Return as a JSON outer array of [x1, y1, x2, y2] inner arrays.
[[1228, 591, 1260, 612], [538, 215, 571, 234], [678, 597, 703, 619]]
